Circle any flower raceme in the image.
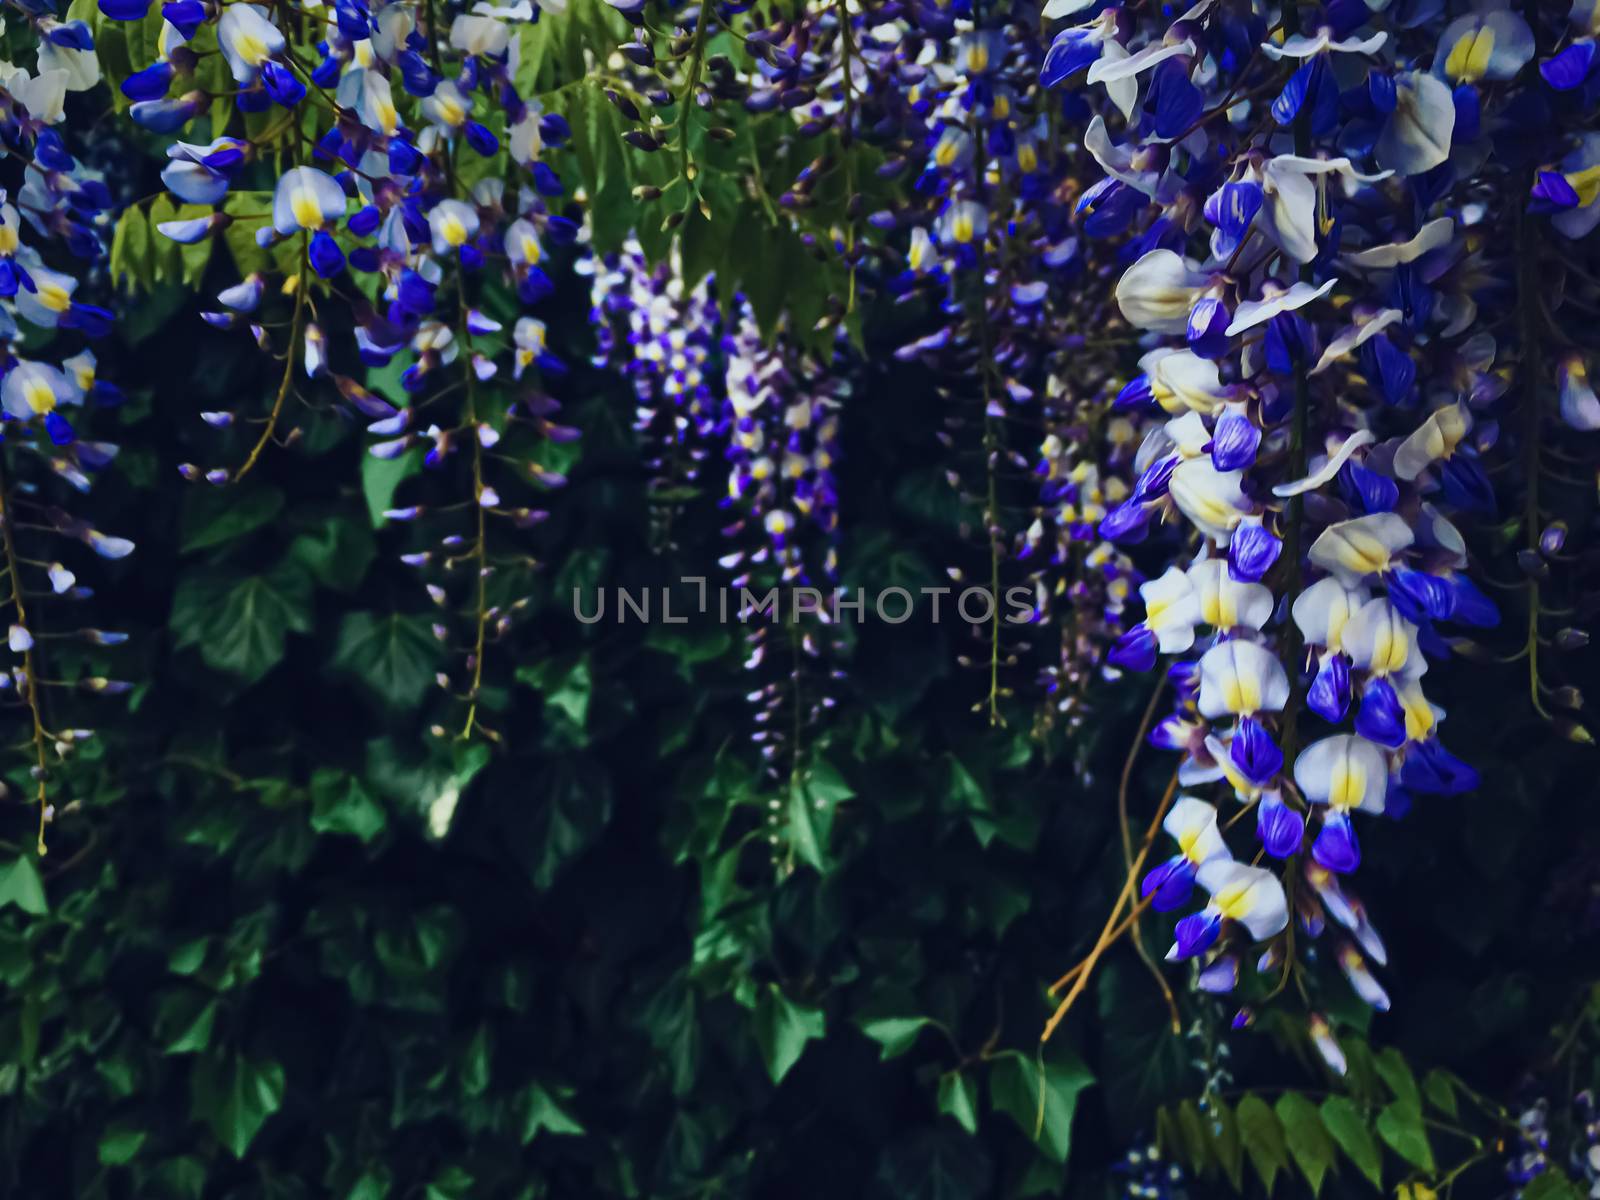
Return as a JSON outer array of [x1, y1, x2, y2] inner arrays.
[[1027, 0, 1600, 1041]]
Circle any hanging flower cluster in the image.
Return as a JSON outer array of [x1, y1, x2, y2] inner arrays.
[[1, 16, 132, 850], [1031, 0, 1600, 1031], [587, 235, 720, 550], [107, 0, 580, 737], [720, 303, 848, 857]]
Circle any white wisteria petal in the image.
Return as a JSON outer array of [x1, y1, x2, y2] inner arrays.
[[1376, 71, 1455, 175], [1147, 349, 1227, 415], [1041, 0, 1097, 16], [1392, 402, 1470, 481], [1196, 861, 1289, 941], [1170, 458, 1249, 542], [1088, 38, 1196, 82], [1292, 577, 1368, 650], [272, 166, 347, 235], [1187, 559, 1274, 630], [1085, 116, 1161, 196], [1161, 409, 1213, 457], [1307, 513, 1414, 586], [1197, 639, 1290, 718], [1226, 279, 1336, 335], [1261, 29, 1386, 59], [1164, 797, 1232, 865], [1559, 356, 1600, 431], [1115, 249, 1206, 334], [1310, 308, 1403, 374], [1294, 734, 1389, 813], [1345, 217, 1455, 270], [218, 5, 285, 83], [1138, 566, 1202, 653], [1273, 429, 1375, 498], [37, 42, 100, 92], [1089, 39, 1138, 117], [1436, 11, 1534, 84], [1341, 598, 1421, 678]]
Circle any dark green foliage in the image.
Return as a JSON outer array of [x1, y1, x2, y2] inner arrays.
[[0, 248, 1597, 1200]]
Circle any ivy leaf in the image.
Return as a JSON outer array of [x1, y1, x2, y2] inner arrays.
[[156, 992, 219, 1055], [1320, 1095, 1383, 1190], [289, 516, 376, 594], [180, 485, 284, 553], [171, 563, 312, 684], [516, 653, 592, 737], [752, 984, 825, 1084], [0, 856, 48, 914], [98, 1125, 147, 1166], [310, 773, 388, 844], [937, 1073, 978, 1136], [855, 1015, 935, 1061], [361, 449, 423, 527], [190, 1053, 286, 1158], [519, 1082, 585, 1141], [332, 613, 441, 710], [1376, 1101, 1435, 1174], [1236, 1094, 1289, 1195], [1275, 1093, 1336, 1196], [875, 1129, 993, 1200], [988, 1048, 1094, 1164], [1097, 961, 1192, 1138]]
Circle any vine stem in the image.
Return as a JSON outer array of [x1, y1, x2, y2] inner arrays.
[[1515, 177, 1551, 720], [235, 235, 308, 483], [836, 0, 858, 310], [674, 1, 712, 212], [0, 455, 54, 855], [974, 288, 1003, 727], [1041, 768, 1180, 1042], [1119, 678, 1181, 1033]]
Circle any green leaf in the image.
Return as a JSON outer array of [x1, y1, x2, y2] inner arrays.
[[289, 516, 376, 593], [1376, 1101, 1435, 1174], [310, 773, 388, 844], [786, 778, 828, 873], [191, 1053, 286, 1158], [1422, 1070, 1459, 1118], [519, 1081, 585, 1141], [332, 613, 441, 710], [988, 1048, 1094, 1164], [937, 1072, 978, 1136], [180, 485, 284, 553], [516, 653, 592, 735], [1236, 1094, 1289, 1195], [1097, 961, 1192, 1138], [752, 984, 825, 1084], [0, 856, 48, 915], [1213, 1100, 1245, 1191], [1275, 1093, 1336, 1197], [1375, 1047, 1421, 1109], [1171, 1100, 1216, 1178], [171, 563, 313, 684], [875, 1129, 993, 1200], [158, 994, 218, 1055], [856, 1015, 934, 1061], [1523, 1172, 1587, 1200], [361, 448, 423, 527], [98, 1125, 148, 1166], [1320, 1095, 1383, 1190]]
